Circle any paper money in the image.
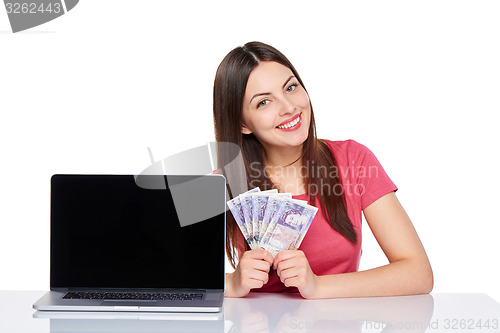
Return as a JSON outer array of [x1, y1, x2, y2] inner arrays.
[[258, 193, 291, 246], [227, 187, 318, 255], [238, 188, 261, 248], [227, 187, 260, 247], [251, 189, 278, 246], [260, 197, 318, 257], [226, 196, 252, 247]]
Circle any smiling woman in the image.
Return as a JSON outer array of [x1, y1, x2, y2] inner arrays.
[[241, 61, 311, 152], [213, 41, 433, 299]]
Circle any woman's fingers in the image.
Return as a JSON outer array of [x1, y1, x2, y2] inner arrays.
[[246, 249, 274, 265], [274, 250, 304, 274], [240, 265, 270, 283], [272, 250, 318, 297], [233, 249, 273, 295]]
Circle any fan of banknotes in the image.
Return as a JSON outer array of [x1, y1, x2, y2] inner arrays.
[[227, 187, 318, 257]]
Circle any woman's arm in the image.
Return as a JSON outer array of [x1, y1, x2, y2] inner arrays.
[[274, 192, 433, 299]]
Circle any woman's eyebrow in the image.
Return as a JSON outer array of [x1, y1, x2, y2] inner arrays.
[[249, 92, 270, 104], [282, 75, 295, 89], [249, 76, 296, 104]]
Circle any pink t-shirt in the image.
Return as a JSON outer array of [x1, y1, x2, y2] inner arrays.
[[252, 139, 398, 293]]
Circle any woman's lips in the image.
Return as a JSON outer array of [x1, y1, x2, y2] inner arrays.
[[276, 113, 302, 131]]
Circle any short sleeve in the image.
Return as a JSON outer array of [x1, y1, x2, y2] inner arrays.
[[343, 140, 398, 210]]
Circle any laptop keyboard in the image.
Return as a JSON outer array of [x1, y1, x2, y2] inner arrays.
[[63, 291, 204, 301]]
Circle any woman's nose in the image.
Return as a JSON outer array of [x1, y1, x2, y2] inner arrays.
[[279, 96, 296, 116]]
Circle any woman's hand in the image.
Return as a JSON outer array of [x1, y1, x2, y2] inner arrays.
[[226, 249, 274, 298], [273, 250, 319, 299]]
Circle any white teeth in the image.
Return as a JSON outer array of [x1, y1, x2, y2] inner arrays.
[[277, 116, 300, 129]]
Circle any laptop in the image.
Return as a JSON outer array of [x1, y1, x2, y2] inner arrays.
[[33, 174, 226, 312]]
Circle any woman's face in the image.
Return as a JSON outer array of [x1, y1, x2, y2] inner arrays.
[[241, 61, 311, 152]]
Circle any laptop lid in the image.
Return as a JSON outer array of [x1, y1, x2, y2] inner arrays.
[[49, 174, 225, 292]]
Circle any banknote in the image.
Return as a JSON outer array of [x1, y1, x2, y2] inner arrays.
[[226, 196, 252, 247], [260, 197, 318, 257], [227, 187, 260, 247], [238, 188, 261, 248], [258, 193, 292, 245], [227, 187, 317, 254], [250, 189, 278, 246]]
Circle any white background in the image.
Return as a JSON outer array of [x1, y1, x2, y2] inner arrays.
[[1, 1, 499, 302]]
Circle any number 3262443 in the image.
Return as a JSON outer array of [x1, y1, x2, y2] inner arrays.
[[5, 2, 62, 14], [443, 319, 499, 330]]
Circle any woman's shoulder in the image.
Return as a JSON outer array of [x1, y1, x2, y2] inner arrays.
[[320, 139, 387, 173], [321, 139, 372, 160]]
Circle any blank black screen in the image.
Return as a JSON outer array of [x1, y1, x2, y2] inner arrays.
[[50, 175, 225, 290]]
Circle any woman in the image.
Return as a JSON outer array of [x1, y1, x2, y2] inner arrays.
[[213, 41, 433, 299]]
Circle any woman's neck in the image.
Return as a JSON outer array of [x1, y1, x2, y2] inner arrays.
[[262, 145, 307, 195], [262, 145, 303, 168]]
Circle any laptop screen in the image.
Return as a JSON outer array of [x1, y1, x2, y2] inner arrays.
[[50, 175, 225, 291]]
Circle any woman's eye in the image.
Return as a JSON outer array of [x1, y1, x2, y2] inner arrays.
[[257, 99, 269, 108], [286, 84, 298, 93]]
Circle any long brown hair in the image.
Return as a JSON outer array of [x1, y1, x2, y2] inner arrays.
[[213, 41, 356, 268]]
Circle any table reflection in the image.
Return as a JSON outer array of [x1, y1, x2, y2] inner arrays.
[[33, 311, 226, 333], [224, 292, 434, 332], [31, 293, 500, 333]]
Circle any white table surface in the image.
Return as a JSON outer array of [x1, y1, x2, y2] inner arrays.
[[1, 290, 499, 332]]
